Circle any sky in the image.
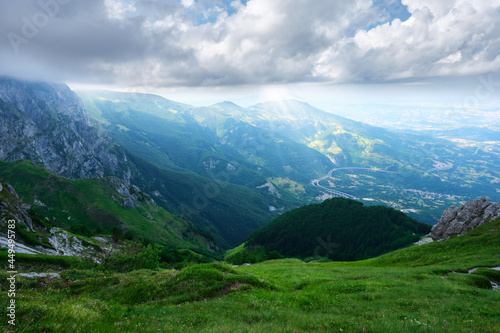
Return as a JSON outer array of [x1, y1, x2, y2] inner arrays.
[[1, 0, 500, 111]]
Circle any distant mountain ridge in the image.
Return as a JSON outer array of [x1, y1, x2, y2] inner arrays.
[[78, 89, 500, 225], [78, 90, 335, 188]]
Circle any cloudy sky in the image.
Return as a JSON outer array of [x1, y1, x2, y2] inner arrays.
[[1, 0, 500, 108]]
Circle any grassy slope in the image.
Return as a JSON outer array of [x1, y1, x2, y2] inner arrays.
[[1, 219, 499, 332], [359, 218, 500, 270], [0, 159, 210, 250]]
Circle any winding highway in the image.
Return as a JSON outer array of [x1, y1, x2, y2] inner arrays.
[[311, 167, 399, 200]]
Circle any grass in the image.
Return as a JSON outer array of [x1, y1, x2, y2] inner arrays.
[[224, 243, 245, 259], [1, 220, 499, 332], [358, 218, 500, 270], [0, 252, 82, 272], [0, 159, 212, 251]]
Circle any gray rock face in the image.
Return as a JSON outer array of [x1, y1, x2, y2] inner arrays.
[[431, 197, 500, 241], [0, 77, 130, 181], [104, 177, 155, 210]]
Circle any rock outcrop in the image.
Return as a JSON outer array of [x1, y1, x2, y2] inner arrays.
[[431, 197, 500, 241], [0, 182, 111, 257], [104, 177, 157, 220]]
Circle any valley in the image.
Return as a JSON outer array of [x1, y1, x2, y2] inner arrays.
[[311, 167, 400, 200], [311, 167, 469, 223], [78, 91, 500, 228]]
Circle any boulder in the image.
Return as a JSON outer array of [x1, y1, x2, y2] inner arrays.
[[431, 197, 500, 241]]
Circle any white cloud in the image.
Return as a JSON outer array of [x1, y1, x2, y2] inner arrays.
[[317, 0, 500, 82], [127, 0, 500, 86], [438, 51, 462, 64], [1, 0, 499, 87], [175, 0, 382, 84], [104, 0, 136, 20], [181, 0, 195, 8]]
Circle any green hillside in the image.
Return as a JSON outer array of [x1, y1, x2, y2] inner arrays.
[[244, 197, 431, 261], [0, 159, 212, 251], [125, 153, 284, 248], [1, 215, 499, 331], [362, 217, 500, 270], [0, 156, 284, 250]]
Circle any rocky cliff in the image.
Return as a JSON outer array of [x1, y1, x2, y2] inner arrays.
[[431, 197, 500, 241], [0, 77, 131, 181]]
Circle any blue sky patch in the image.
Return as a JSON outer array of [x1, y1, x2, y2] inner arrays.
[[367, 0, 411, 30]]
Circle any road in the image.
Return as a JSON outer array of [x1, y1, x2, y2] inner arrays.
[[311, 167, 399, 200]]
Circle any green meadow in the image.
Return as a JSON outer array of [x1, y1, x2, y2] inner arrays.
[[1, 219, 500, 332]]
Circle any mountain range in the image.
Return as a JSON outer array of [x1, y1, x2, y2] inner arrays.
[[78, 88, 500, 223], [1, 76, 499, 250]]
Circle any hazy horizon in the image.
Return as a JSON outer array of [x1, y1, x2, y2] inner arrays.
[[1, 0, 499, 115]]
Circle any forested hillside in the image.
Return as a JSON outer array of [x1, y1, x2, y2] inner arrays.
[[246, 198, 431, 261]]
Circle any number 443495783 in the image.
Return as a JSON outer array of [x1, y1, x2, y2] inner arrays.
[[7, 219, 16, 269]]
